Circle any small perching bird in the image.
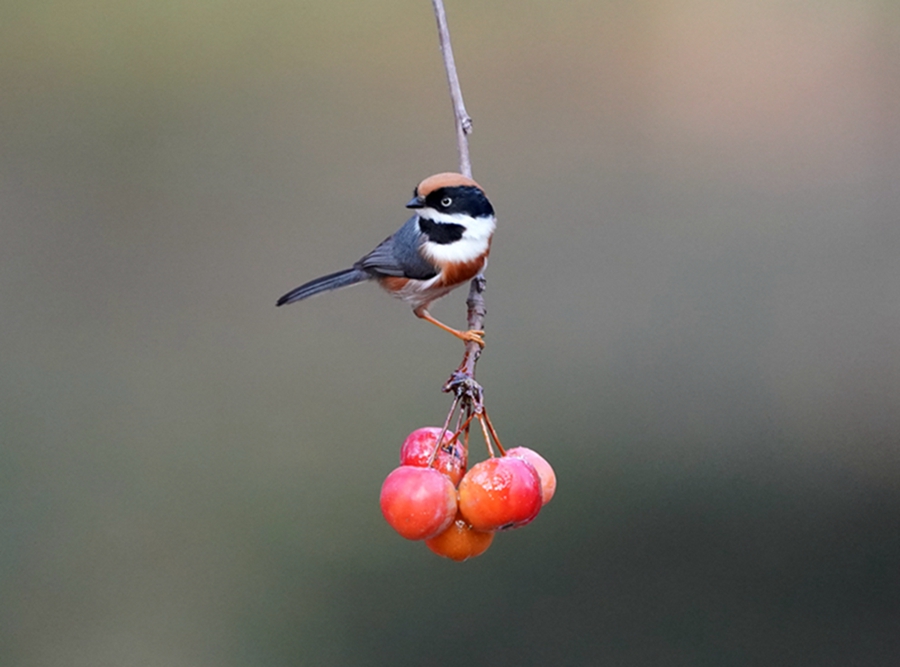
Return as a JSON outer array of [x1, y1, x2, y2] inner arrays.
[[277, 173, 496, 346]]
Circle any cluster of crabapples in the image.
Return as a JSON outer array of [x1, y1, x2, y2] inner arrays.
[[379, 426, 556, 561]]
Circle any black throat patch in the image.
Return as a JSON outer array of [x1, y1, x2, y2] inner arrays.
[[418, 217, 465, 245]]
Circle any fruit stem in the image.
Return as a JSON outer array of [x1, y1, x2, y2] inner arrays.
[[482, 410, 506, 456], [455, 412, 475, 443], [478, 413, 495, 458], [430, 395, 461, 468], [462, 413, 470, 469]]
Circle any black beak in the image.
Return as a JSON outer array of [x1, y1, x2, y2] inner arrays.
[[406, 195, 425, 209]]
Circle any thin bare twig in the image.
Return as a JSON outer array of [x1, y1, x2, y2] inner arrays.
[[431, 0, 473, 178], [431, 0, 484, 374], [431, 0, 494, 453]]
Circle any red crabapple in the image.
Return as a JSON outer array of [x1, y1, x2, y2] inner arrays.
[[380, 466, 457, 540], [400, 427, 466, 486], [457, 457, 542, 531], [505, 447, 556, 505], [425, 511, 494, 561]]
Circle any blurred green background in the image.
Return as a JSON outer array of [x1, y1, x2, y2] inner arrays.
[[2, 0, 899, 665]]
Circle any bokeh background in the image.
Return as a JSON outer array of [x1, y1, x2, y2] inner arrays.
[[2, 1, 899, 665]]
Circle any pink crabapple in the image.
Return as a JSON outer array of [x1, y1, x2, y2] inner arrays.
[[425, 510, 495, 561], [400, 426, 466, 486], [379, 466, 458, 540], [505, 447, 556, 505], [457, 456, 543, 531]]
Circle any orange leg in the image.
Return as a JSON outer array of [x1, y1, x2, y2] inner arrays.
[[414, 307, 485, 347]]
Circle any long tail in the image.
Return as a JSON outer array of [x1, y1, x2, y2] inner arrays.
[[276, 268, 369, 306]]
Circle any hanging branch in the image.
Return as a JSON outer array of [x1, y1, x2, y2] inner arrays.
[[430, 0, 499, 456], [431, 0, 484, 386], [381, 3, 555, 558]]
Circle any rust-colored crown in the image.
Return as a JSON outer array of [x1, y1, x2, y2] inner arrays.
[[416, 172, 483, 197]]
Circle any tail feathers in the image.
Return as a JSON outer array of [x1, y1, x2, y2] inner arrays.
[[276, 268, 369, 306]]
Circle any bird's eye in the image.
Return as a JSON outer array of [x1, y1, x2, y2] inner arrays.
[[440, 197, 453, 208]]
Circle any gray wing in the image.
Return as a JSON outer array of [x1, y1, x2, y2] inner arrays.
[[354, 216, 439, 280]]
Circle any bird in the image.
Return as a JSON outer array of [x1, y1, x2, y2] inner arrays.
[[276, 172, 496, 347]]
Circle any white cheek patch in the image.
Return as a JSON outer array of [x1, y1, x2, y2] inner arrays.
[[419, 213, 496, 265], [423, 237, 488, 264]]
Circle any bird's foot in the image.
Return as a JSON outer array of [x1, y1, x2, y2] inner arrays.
[[455, 328, 485, 347]]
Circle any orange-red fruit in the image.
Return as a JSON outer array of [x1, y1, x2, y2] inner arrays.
[[380, 466, 458, 540], [458, 457, 542, 531], [505, 447, 557, 505], [400, 427, 467, 486], [425, 511, 495, 561]]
